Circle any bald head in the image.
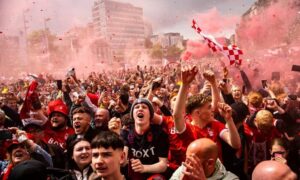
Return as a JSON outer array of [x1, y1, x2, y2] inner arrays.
[[252, 161, 297, 180], [94, 108, 110, 128], [186, 138, 218, 161]]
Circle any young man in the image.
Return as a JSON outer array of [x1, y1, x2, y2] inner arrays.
[[121, 98, 169, 180], [90, 131, 125, 180], [173, 66, 241, 160], [67, 106, 100, 144]]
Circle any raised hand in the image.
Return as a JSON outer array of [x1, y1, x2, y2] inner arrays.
[[218, 102, 232, 121], [181, 66, 198, 86], [181, 154, 206, 180], [203, 70, 216, 84], [108, 117, 122, 135]]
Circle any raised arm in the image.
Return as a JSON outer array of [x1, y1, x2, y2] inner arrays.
[[218, 102, 241, 149], [173, 66, 198, 133], [203, 70, 221, 113]]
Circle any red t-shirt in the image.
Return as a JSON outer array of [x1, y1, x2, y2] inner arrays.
[[161, 116, 195, 170], [182, 119, 227, 161], [43, 122, 74, 149], [244, 122, 282, 170]]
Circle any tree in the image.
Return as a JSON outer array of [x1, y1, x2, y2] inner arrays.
[[27, 29, 58, 54], [166, 45, 182, 58], [150, 44, 163, 59]]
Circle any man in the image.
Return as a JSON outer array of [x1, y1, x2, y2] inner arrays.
[[244, 109, 282, 173], [1, 128, 52, 179], [252, 160, 297, 180], [67, 106, 99, 144], [94, 108, 110, 131], [170, 138, 238, 180], [90, 131, 125, 180], [44, 100, 74, 149], [231, 85, 243, 103], [247, 91, 263, 115], [24, 123, 65, 169], [173, 66, 241, 160], [120, 98, 169, 180]]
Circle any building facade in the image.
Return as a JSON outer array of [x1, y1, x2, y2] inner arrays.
[[92, 0, 146, 64], [150, 33, 183, 49]]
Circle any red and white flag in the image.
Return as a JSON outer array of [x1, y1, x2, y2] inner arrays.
[[191, 19, 243, 65], [20, 80, 38, 119]]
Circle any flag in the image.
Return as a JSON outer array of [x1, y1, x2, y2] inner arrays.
[[191, 19, 243, 65], [201, 34, 222, 52], [20, 81, 38, 119], [222, 45, 243, 65]]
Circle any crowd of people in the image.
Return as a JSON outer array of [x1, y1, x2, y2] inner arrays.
[[0, 61, 299, 180]]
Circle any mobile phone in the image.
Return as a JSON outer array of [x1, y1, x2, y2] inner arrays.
[[288, 94, 297, 100], [222, 78, 228, 83], [242, 85, 246, 94], [0, 130, 13, 140], [291, 65, 300, 72], [271, 72, 280, 81], [262, 80, 267, 88], [56, 80, 62, 90]]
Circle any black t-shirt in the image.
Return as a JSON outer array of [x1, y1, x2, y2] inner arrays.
[[121, 124, 169, 180]]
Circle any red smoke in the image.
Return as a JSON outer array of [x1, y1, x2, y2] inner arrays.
[[193, 7, 240, 35], [237, 0, 299, 50], [181, 40, 210, 61]]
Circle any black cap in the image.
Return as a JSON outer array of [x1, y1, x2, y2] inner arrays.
[[8, 160, 47, 180], [130, 98, 154, 121]]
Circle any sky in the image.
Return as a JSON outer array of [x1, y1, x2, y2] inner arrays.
[[0, 0, 256, 39]]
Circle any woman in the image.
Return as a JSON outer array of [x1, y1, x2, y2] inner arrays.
[[269, 137, 299, 174], [270, 138, 290, 165], [63, 138, 93, 180]]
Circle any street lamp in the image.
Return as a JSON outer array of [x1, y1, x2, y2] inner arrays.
[[40, 9, 51, 65]]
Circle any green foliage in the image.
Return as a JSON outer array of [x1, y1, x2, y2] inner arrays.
[[166, 45, 182, 58], [150, 44, 163, 59]]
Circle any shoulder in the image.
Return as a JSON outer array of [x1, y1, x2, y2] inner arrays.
[[224, 171, 239, 180], [243, 122, 254, 136], [211, 120, 225, 129], [150, 124, 168, 137], [169, 165, 184, 180]]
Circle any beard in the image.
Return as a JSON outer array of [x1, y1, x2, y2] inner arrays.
[[51, 122, 66, 131]]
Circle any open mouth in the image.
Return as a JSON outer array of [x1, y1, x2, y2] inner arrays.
[[80, 154, 90, 160], [137, 112, 144, 118], [14, 151, 24, 158], [51, 119, 59, 124], [74, 122, 81, 130]]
